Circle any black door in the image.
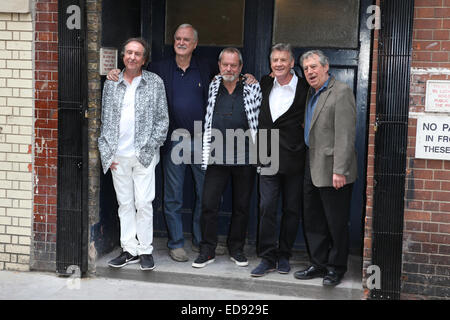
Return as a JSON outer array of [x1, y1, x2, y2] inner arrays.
[[143, 0, 372, 252], [56, 0, 88, 274]]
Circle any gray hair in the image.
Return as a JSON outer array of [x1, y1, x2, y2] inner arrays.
[[299, 50, 329, 68], [270, 43, 295, 61], [174, 23, 199, 42], [218, 47, 243, 66]]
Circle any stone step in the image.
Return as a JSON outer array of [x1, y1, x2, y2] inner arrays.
[[95, 237, 364, 300]]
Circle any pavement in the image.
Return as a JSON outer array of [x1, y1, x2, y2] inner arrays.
[[0, 237, 364, 301], [0, 269, 299, 300]]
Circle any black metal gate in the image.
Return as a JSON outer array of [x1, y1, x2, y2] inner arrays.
[[371, 0, 415, 299], [56, 0, 88, 275]]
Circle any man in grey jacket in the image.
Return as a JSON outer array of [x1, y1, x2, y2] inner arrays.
[[294, 50, 357, 287], [98, 38, 169, 271]]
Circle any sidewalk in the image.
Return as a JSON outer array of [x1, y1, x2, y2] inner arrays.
[[0, 269, 299, 300]]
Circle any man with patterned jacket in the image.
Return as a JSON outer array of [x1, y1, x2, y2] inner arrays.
[[98, 38, 169, 271], [192, 47, 262, 269]]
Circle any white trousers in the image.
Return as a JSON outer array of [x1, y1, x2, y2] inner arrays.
[[111, 153, 159, 256]]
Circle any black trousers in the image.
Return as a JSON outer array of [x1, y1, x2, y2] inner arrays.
[[257, 172, 303, 264], [303, 150, 353, 275], [200, 165, 256, 256]]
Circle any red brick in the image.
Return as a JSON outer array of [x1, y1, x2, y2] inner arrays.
[[433, 191, 450, 201], [440, 202, 450, 212], [35, 22, 57, 32], [423, 222, 439, 232], [433, 29, 450, 40], [442, 181, 450, 190], [413, 159, 427, 169], [431, 212, 450, 223], [414, 169, 434, 179], [413, 190, 433, 200], [405, 210, 431, 221], [34, 157, 57, 167], [439, 224, 450, 233], [431, 234, 450, 244], [407, 201, 423, 210], [35, 42, 57, 51], [435, 8, 450, 18], [427, 160, 443, 169], [434, 170, 450, 180], [403, 252, 429, 263], [432, 52, 449, 62], [441, 40, 450, 50], [36, 2, 58, 12], [415, 0, 443, 6], [35, 61, 57, 71], [424, 201, 440, 211], [416, 8, 436, 18], [405, 221, 422, 231], [423, 243, 439, 254], [424, 180, 441, 190], [414, 19, 442, 30], [413, 51, 432, 61]]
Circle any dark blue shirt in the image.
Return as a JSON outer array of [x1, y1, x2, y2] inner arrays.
[[304, 76, 331, 147], [171, 58, 205, 134]]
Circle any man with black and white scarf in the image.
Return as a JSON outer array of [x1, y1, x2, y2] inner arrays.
[[192, 47, 262, 269]]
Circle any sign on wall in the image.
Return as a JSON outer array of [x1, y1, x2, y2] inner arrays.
[[0, 0, 30, 13], [415, 115, 450, 160], [99, 48, 118, 76], [425, 80, 450, 113]]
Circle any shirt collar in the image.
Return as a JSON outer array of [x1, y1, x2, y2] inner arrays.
[[273, 69, 297, 89], [118, 70, 145, 85], [311, 74, 331, 95], [174, 55, 198, 71]]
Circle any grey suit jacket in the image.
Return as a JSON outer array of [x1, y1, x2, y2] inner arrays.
[[306, 76, 357, 187]]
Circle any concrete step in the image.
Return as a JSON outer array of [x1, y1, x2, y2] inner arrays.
[[95, 237, 364, 300]]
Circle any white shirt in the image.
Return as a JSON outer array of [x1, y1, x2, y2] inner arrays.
[[269, 71, 298, 122], [116, 75, 142, 157]]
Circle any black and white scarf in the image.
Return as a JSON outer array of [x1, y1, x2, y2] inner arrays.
[[202, 75, 262, 170]]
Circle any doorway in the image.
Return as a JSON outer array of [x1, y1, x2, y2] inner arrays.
[[97, 0, 372, 256]]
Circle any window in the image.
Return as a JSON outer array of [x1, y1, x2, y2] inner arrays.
[[165, 0, 245, 46], [273, 0, 360, 48]]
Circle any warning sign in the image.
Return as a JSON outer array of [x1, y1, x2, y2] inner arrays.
[[415, 115, 450, 160], [100, 48, 117, 76], [426, 80, 450, 112]]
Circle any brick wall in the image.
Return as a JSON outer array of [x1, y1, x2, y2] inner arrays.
[[364, 0, 450, 299], [402, 0, 450, 299], [0, 12, 34, 271], [32, 0, 58, 271]]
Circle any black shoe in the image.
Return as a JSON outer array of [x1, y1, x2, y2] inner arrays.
[[108, 251, 139, 268], [192, 253, 215, 268], [139, 254, 155, 271], [323, 270, 343, 287], [230, 252, 249, 267], [250, 259, 276, 277], [294, 265, 327, 280]]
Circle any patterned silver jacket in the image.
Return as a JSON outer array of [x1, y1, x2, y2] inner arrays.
[[98, 70, 169, 173]]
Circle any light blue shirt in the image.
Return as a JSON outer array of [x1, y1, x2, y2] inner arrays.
[[304, 76, 331, 147]]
